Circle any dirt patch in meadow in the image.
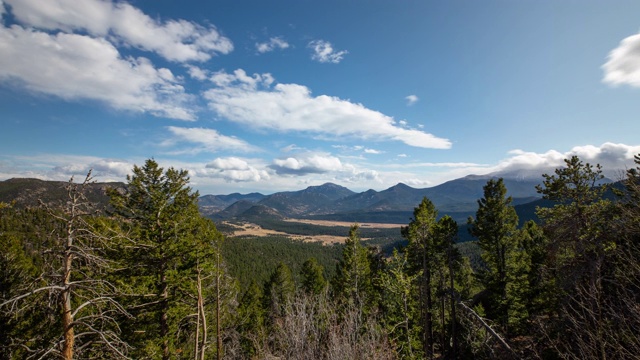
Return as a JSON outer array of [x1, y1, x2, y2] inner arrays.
[[224, 219, 402, 245], [282, 218, 404, 229]]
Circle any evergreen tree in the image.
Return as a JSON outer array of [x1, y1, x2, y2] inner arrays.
[[433, 215, 460, 356], [264, 262, 296, 317], [402, 197, 439, 358], [379, 249, 422, 359], [237, 280, 265, 357], [300, 257, 327, 295], [468, 178, 523, 334], [535, 156, 621, 358], [332, 224, 373, 311], [108, 159, 218, 359]]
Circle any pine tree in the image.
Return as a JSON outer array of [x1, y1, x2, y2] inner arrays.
[[300, 257, 327, 295], [332, 224, 373, 311], [402, 197, 439, 358], [379, 249, 421, 359], [264, 262, 296, 317], [237, 280, 265, 357], [468, 178, 521, 334], [535, 156, 621, 358], [108, 159, 218, 359]]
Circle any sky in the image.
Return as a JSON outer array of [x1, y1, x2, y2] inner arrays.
[[1, 0, 640, 195]]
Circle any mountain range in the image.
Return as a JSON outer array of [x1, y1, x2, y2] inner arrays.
[[199, 173, 548, 223], [3, 171, 601, 225]]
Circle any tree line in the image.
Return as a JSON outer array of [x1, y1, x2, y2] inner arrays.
[[2, 155, 640, 359]]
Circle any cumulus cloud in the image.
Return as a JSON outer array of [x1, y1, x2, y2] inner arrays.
[[0, 26, 195, 119], [271, 153, 343, 175], [406, 95, 419, 106], [268, 151, 380, 184], [201, 157, 270, 182], [336, 164, 380, 183], [164, 126, 259, 154], [0, 0, 237, 120], [494, 142, 640, 179], [256, 36, 289, 53], [5, 0, 233, 62], [186, 65, 209, 81], [603, 32, 640, 87], [308, 40, 347, 63], [203, 69, 451, 149]]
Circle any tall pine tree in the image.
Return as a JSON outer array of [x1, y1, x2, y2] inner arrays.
[[109, 159, 220, 359], [468, 178, 524, 334]]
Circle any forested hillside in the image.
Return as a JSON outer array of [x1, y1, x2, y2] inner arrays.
[[1, 156, 639, 359]]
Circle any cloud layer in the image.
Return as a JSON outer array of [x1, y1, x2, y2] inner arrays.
[[204, 69, 452, 149], [0, 0, 235, 120], [0, 25, 195, 119], [164, 126, 259, 154], [0, 143, 638, 194], [5, 0, 233, 62]]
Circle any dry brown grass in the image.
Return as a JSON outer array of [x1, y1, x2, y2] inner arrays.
[[223, 219, 403, 245], [282, 218, 403, 229]]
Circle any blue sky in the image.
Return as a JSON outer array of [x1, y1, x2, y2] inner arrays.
[[1, 0, 640, 195]]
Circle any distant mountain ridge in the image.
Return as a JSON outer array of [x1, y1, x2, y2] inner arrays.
[[0, 172, 610, 226], [0, 178, 125, 209], [203, 173, 547, 223]]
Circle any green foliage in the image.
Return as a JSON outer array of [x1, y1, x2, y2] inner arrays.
[[379, 249, 422, 359], [300, 257, 328, 295], [237, 280, 265, 356], [468, 178, 524, 334], [533, 155, 634, 358], [222, 235, 341, 290], [264, 262, 296, 317], [332, 225, 374, 311], [402, 197, 439, 356], [108, 159, 227, 359]]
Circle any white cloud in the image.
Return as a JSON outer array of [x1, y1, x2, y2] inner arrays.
[[494, 142, 640, 179], [5, 0, 233, 62], [164, 126, 259, 154], [54, 159, 132, 178], [406, 95, 419, 106], [202, 157, 270, 182], [268, 151, 380, 184], [204, 69, 451, 149], [308, 40, 347, 63], [186, 65, 209, 81], [256, 36, 289, 53], [0, 154, 134, 182], [271, 153, 343, 175], [405, 178, 431, 187], [603, 32, 640, 87], [336, 164, 380, 183], [0, 25, 195, 120], [208, 157, 250, 171], [364, 148, 383, 154]]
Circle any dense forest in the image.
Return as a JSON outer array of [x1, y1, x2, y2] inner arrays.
[[1, 155, 640, 359]]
